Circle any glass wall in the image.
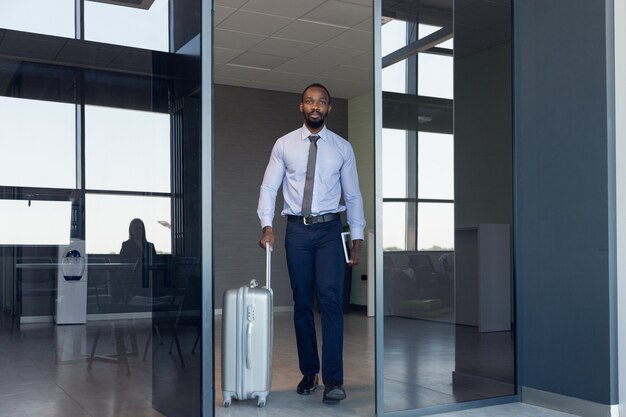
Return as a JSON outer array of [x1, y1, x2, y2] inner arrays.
[[379, 0, 514, 412], [0, 1, 202, 416]]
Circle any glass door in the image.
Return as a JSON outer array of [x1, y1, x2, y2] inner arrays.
[[376, 0, 516, 414], [0, 1, 204, 416]]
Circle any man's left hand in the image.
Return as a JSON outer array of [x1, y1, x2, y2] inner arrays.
[[348, 239, 363, 266]]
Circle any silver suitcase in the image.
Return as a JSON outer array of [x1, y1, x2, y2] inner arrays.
[[221, 243, 273, 408]]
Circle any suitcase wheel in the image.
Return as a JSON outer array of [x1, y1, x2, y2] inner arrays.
[[223, 399, 231, 408], [257, 399, 266, 408]]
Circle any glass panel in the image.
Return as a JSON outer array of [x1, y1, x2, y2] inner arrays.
[[382, 128, 407, 198], [418, 53, 453, 99], [0, 0, 74, 38], [417, 202, 454, 251], [418, 132, 454, 200], [0, 1, 203, 416], [419, 23, 454, 49], [85, 194, 171, 255], [382, 19, 407, 93], [0, 199, 71, 245], [380, 0, 514, 413], [85, 106, 171, 193], [383, 202, 408, 251], [382, 61, 407, 93], [84, 0, 169, 51], [0, 97, 76, 189]]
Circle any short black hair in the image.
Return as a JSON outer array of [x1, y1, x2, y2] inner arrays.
[[301, 83, 332, 104]]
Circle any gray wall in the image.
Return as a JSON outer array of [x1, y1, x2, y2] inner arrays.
[[213, 84, 348, 309], [515, 0, 616, 404]]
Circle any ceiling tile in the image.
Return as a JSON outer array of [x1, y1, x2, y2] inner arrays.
[[214, 0, 248, 7], [301, 44, 363, 66], [214, 6, 237, 25], [256, 70, 315, 86], [319, 64, 372, 83], [273, 57, 334, 75], [246, 79, 298, 92], [214, 46, 243, 65], [249, 37, 317, 59], [214, 29, 266, 50], [214, 63, 270, 81], [300, 1, 372, 28], [344, 51, 373, 68], [242, 0, 325, 19], [229, 52, 291, 69], [315, 76, 370, 99], [55, 41, 121, 68], [325, 29, 371, 52], [0, 32, 66, 62], [338, 0, 373, 5], [273, 20, 346, 44], [217, 10, 292, 36], [353, 17, 373, 32], [214, 76, 250, 88]]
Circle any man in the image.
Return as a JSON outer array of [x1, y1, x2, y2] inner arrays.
[[257, 83, 365, 403]]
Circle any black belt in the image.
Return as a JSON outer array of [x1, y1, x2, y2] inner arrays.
[[287, 213, 340, 225]]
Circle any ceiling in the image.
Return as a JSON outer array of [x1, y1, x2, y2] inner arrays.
[[213, 0, 510, 99], [213, 0, 374, 99]]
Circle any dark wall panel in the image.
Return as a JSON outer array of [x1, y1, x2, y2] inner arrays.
[[515, 0, 614, 404]]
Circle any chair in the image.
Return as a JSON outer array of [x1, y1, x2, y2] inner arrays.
[[167, 274, 201, 367], [86, 257, 112, 312]]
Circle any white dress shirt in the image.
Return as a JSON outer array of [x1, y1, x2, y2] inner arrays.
[[258, 125, 366, 240]]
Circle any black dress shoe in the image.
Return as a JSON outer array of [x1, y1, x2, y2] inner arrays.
[[297, 374, 319, 395], [323, 381, 346, 403]]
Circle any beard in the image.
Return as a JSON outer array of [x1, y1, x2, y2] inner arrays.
[[303, 110, 326, 130]]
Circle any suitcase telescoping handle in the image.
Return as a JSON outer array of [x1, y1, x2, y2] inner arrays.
[[265, 241, 271, 289]]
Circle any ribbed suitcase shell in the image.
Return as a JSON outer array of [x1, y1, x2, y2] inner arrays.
[[221, 246, 273, 408]]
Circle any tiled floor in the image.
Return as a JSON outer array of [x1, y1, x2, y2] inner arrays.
[[0, 311, 578, 417]]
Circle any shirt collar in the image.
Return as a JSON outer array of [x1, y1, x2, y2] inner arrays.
[[301, 124, 327, 142]]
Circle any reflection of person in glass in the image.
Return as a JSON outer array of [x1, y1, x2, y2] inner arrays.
[[119, 218, 156, 302]]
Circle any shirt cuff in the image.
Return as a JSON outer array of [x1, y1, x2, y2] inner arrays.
[[260, 216, 273, 230], [350, 228, 364, 241]]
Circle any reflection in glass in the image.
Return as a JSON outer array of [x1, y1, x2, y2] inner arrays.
[[85, 106, 171, 193], [382, 128, 407, 198], [84, 0, 169, 51], [380, 0, 514, 413], [418, 53, 453, 99], [382, 20, 407, 93], [0, 0, 74, 38], [418, 132, 454, 199], [417, 202, 454, 251], [382, 202, 407, 251], [0, 199, 71, 245], [85, 193, 171, 255], [0, 97, 76, 188]]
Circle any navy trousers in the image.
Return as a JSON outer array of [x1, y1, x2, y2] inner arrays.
[[285, 218, 345, 384]]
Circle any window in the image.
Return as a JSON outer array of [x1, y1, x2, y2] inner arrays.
[[0, 0, 74, 38], [85, 193, 171, 254], [382, 19, 454, 252], [0, 97, 76, 189], [84, 0, 169, 51], [85, 105, 170, 193], [0, 199, 71, 245]]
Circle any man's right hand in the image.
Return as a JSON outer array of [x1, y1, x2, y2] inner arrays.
[[259, 226, 274, 251]]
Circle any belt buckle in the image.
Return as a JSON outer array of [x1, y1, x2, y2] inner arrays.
[[303, 216, 312, 225]]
